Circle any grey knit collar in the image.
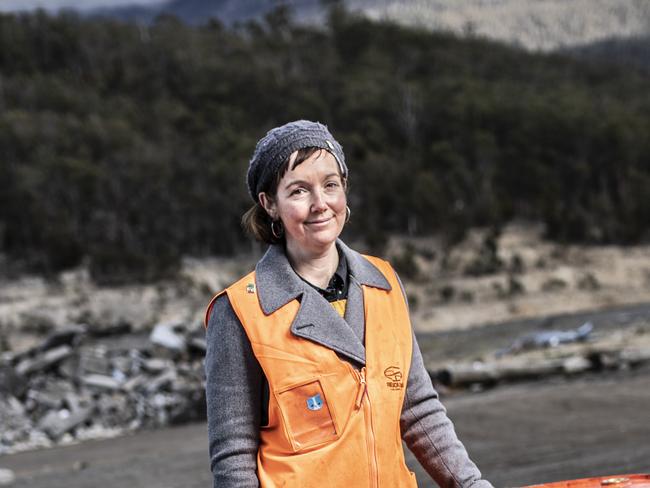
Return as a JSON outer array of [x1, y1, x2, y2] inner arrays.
[[254, 238, 390, 365], [255, 237, 391, 316]]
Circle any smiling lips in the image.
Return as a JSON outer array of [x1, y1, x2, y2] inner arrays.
[[305, 217, 333, 225]]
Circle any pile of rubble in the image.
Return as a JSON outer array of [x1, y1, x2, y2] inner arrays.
[[0, 321, 206, 455]]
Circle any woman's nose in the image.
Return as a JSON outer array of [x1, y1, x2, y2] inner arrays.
[[310, 189, 328, 212]]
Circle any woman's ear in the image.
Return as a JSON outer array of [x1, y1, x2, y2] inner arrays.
[[258, 192, 277, 220]]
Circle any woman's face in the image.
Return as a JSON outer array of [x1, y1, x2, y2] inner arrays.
[[260, 149, 347, 257]]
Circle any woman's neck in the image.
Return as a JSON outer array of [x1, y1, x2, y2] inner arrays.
[[285, 241, 339, 289]]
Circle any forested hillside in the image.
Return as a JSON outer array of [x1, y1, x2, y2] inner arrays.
[[1, 7, 649, 281]]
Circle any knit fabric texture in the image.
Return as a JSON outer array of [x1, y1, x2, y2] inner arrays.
[[246, 120, 347, 202]]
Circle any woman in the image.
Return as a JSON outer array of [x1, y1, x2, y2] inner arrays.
[[204, 120, 493, 488]]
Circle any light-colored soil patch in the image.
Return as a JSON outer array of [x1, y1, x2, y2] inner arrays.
[[2, 223, 649, 351], [0, 257, 255, 354], [384, 224, 650, 333]]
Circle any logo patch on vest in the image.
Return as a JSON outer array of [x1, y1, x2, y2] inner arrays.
[[384, 366, 404, 390], [306, 393, 324, 411]]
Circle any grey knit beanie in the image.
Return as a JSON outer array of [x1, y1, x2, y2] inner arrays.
[[247, 120, 347, 202]]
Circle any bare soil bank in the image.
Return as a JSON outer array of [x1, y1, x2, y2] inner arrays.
[[3, 224, 650, 350], [2, 367, 649, 488], [390, 224, 650, 334]]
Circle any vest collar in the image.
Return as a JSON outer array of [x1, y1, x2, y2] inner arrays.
[[255, 237, 391, 316], [254, 238, 391, 366]]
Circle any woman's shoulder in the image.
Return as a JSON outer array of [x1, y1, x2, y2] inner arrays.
[[203, 270, 256, 329], [204, 291, 232, 330]]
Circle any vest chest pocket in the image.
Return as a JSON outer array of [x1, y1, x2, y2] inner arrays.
[[275, 378, 338, 452]]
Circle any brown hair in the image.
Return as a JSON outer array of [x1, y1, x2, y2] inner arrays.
[[242, 147, 348, 244]]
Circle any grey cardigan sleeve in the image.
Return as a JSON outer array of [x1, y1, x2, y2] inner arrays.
[[400, 334, 492, 488], [204, 294, 261, 488], [395, 275, 493, 488]]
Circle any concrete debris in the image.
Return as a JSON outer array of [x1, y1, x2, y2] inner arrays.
[[63, 391, 83, 412], [58, 352, 81, 379], [15, 345, 73, 376], [142, 358, 172, 373], [111, 356, 133, 376], [96, 394, 134, 427], [149, 321, 187, 352], [26, 389, 65, 410], [1, 320, 207, 454], [39, 325, 87, 352], [146, 369, 177, 393], [496, 321, 594, 356], [37, 406, 93, 439], [188, 336, 207, 354], [79, 347, 111, 376], [0, 365, 24, 397], [562, 355, 592, 374], [82, 374, 121, 391], [122, 374, 147, 392], [619, 347, 650, 365], [0, 397, 32, 448]]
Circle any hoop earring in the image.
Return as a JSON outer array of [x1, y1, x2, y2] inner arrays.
[[345, 205, 351, 223], [271, 220, 284, 239]]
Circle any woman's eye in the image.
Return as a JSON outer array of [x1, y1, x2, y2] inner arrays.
[[290, 188, 305, 196], [326, 181, 339, 189]]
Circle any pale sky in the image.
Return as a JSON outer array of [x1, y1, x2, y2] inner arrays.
[[0, 0, 166, 12]]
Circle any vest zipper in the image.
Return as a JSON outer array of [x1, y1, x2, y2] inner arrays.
[[354, 367, 367, 409], [355, 367, 379, 488]]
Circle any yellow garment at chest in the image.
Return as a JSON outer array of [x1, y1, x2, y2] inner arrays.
[[329, 298, 347, 317]]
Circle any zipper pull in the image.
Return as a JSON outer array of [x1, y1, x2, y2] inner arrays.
[[355, 367, 367, 409]]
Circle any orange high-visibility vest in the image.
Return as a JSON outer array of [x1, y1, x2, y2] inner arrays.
[[206, 255, 416, 487]]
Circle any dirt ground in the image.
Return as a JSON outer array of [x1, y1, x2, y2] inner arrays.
[[2, 366, 649, 488]]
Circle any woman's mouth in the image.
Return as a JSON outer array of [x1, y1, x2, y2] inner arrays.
[[305, 217, 332, 225]]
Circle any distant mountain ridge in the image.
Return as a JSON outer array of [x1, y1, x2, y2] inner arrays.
[[89, 0, 650, 51], [565, 35, 650, 72], [93, 0, 324, 25]]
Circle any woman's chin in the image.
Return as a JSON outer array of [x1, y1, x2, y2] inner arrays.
[[305, 234, 338, 250], [290, 230, 340, 253]]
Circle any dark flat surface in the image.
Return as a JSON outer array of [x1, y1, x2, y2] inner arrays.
[[412, 368, 650, 487], [2, 368, 649, 487]]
